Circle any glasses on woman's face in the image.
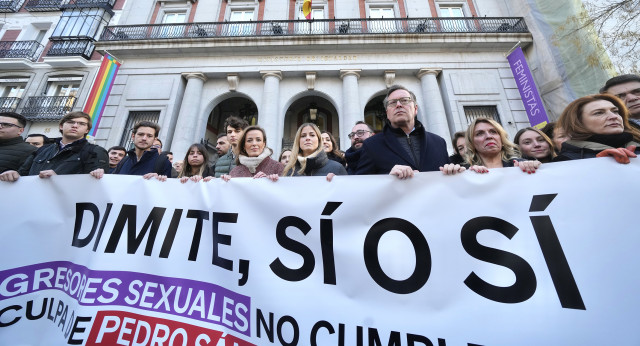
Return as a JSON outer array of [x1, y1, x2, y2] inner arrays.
[[348, 130, 371, 139]]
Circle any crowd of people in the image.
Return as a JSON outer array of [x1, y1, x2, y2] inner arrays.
[[1, 74, 638, 184]]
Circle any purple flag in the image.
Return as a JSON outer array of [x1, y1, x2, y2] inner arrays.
[[507, 47, 549, 129]]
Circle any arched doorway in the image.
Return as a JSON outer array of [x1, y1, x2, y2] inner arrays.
[[205, 96, 258, 160], [282, 95, 339, 150], [363, 94, 386, 133]]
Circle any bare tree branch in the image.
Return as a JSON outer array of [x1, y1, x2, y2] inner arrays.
[[553, 0, 639, 74]]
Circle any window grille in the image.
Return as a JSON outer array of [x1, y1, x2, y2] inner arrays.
[[463, 106, 501, 125]]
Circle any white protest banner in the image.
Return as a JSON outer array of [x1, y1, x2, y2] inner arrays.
[[0, 158, 638, 346]]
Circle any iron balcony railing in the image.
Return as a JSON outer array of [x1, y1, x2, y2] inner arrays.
[[21, 96, 77, 120], [0, 0, 25, 12], [24, 0, 62, 11], [47, 39, 95, 59], [100, 17, 528, 41], [61, 0, 115, 10], [0, 97, 21, 112], [0, 40, 45, 61]]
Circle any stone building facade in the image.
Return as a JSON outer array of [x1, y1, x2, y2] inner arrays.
[[0, 0, 598, 159]]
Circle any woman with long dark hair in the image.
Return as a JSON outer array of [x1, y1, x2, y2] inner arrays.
[[321, 131, 346, 167], [178, 143, 213, 183]]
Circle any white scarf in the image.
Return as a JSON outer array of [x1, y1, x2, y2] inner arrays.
[[297, 149, 320, 167], [239, 148, 272, 174]]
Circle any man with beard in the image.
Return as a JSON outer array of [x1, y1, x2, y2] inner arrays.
[[90, 121, 171, 179], [600, 74, 640, 130], [215, 134, 230, 158], [355, 85, 449, 179], [344, 121, 374, 174], [0, 112, 108, 182]]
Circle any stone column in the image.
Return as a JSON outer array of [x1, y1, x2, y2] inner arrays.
[[340, 69, 361, 150], [259, 71, 282, 155], [171, 73, 207, 158], [417, 68, 452, 149]]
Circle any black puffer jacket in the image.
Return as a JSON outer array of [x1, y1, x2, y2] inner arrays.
[[284, 150, 347, 176], [0, 136, 36, 173], [18, 138, 108, 176]]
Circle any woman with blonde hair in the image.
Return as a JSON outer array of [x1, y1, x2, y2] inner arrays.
[[283, 123, 347, 180], [222, 125, 284, 181], [442, 118, 540, 174], [513, 127, 557, 163], [555, 94, 639, 163], [178, 143, 214, 183]]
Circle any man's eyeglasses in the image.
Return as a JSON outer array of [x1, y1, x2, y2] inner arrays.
[[348, 130, 371, 139], [0, 122, 22, 129], [385, 97, 414, 108], [66, 120, 89, 127]]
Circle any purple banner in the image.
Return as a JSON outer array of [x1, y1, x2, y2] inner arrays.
[[507, 47, 549, 128], [0, 261, 251, 335]]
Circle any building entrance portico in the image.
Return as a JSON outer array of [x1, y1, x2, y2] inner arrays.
[[204, 95, 258, 159], [282, 93, 339, 151]]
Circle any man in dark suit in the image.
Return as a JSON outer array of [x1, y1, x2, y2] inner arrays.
[[355, 85, 449, 179]]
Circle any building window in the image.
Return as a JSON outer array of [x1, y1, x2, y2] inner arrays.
[[463, 106, 501, 125], [437, 4, 469, 32], [120, 111, 160, 150], [46, 78, 80, 114], [298, 4, 324, 20], [1, 84, 26, 98], [162, 12, 186, 24], [46, 79, 80, 97], [156, 11, 187, 37], [369, 7, 395, 18], [368, 6, 396, 33], [51, 8, 112, 40], [229, 9, 254, 21], [439, 5, 465, 17], [0, 81, 26, 112], [225, 9, 255, 36], [21, 76, 82, 119], [35, 29, 48, 44], [296, 1, 327, 34]]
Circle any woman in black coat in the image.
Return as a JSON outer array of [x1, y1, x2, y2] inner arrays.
[[555, 94, 640, 163], [283, 123, 347, 180]]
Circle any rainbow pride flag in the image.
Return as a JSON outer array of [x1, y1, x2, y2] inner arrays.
[[84, 54, 121, 137]]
